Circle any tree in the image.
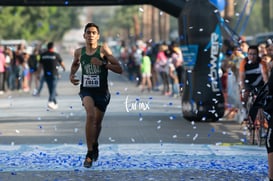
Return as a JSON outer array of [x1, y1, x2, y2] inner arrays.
[[107, 6, 140, 42], [0, 7, 81, 41]]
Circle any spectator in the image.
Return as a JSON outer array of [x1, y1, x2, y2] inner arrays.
[[239, 45, 268, 122], [170, 42, 184, 92], [126, 47, 136, 81], [227, 46, 244, 120], [15, 54, 24, 91], [155, 44, 170, 96], [239, 41, 249, 57], [119, 40, 129, 73], [3, 46, 13, 91], [147, 43, 160, 91], [28, 46, 40, 95], [168, 50, 180, 98], [261, 54, 273, 76], [22, 47, 32, 92], [267, 43, 273, 59], [259, 43, 267, 57], [132, 45, 142, 86], [140, 50, 152, 92], [0, 45, 6, 94], [38, 42, 66, 109]]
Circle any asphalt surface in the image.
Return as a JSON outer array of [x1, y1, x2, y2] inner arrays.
[[0, 53, 269, 181]]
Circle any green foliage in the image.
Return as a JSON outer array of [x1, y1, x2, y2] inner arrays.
[[107, 6, 140, 37], [0, 6, 81, 41], [230, 0, 267, 36], [243, 1, 264, 35]]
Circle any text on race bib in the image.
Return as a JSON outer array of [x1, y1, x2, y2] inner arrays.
[[83, 75, 100, 87]]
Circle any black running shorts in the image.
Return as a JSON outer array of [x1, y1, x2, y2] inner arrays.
[[79, 89, 110, 112]]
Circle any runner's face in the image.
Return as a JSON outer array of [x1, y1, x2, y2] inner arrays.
[[84, 27, 100, 44]]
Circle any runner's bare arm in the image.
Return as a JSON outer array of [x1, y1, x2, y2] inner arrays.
[[70, 48, 81, 85], [100, 43, 122, 74]]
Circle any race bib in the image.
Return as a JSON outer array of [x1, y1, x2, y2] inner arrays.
[[83, 75, 100, 87]]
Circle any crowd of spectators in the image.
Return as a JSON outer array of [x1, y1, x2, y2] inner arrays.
[[0, 42, 47, 95], [220, 37, 273, 121], [3, 37, 272, 107], [118, 39, 184, 98], [0, 39, 185, 99]]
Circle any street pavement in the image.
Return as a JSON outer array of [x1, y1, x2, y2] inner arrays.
[[0, 56, 269, 180]]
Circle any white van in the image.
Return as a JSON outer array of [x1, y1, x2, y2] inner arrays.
[[0, 39, 27, 50]]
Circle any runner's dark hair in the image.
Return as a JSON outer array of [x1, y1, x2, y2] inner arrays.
[[84, 23, 100, 34]]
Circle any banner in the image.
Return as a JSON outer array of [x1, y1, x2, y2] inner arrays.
[[179, 0, 225, 121]]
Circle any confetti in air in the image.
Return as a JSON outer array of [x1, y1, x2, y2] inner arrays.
[[108, 137, 115, 142], [78, 139, 83, 145], [211, 128, 215, 133], [193, 134, 198, 141]]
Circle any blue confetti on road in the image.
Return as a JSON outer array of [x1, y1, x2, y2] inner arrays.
[[0, 144, 267, 174]]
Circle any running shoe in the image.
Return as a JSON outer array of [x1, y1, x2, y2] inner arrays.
[[48, 102, 58, 110], [83, 151, 93, 168]]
